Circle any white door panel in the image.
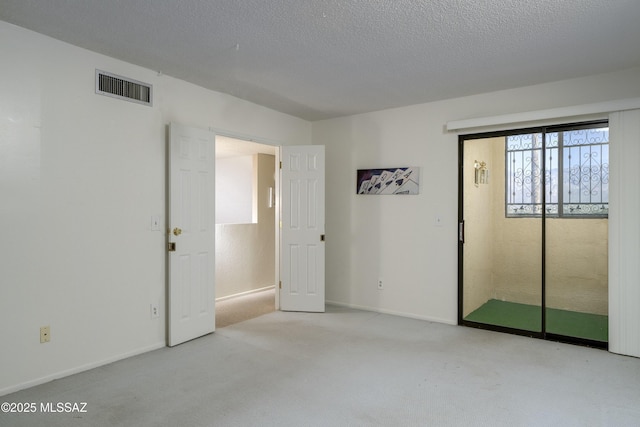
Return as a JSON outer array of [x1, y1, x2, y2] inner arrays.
[[168, 123, 216, 346], [280, 146, 325, 312]]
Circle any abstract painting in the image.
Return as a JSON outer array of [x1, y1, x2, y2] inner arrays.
[[356, 167, 420, 195]]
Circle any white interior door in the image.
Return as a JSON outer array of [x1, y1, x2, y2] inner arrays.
[[168, 123, 216, 346], [280, 145, 325, 312]]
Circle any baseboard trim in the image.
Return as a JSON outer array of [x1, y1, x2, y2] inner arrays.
[[216, 285, 275, 302], [0, 342, 166, 397], [326, 300, 457, 326]]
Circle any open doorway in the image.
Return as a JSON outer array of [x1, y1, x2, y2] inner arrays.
[[168, 125, 324, 342], [215, 135, 278, 328]]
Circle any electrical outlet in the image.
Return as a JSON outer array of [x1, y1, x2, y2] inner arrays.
[[378, 279, 384, 290], [150, 304, 159, 319], [40, 326, 50, 343]]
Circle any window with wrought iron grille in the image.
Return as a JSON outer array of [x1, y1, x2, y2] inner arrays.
[[506, 124, 609, 218]]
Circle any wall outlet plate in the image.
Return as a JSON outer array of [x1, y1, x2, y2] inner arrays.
[[40, 326, 50, 343], [150, 304, 160, 319]]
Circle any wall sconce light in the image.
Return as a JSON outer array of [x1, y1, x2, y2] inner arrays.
[[474, 160, 488, 187]]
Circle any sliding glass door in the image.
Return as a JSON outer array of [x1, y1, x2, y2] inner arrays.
[[459, 121, 608, 347], [461, 135, 542, 334], [544, 125, 609, 345]]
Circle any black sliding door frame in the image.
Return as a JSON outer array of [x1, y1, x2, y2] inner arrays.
[[458, 120, 608, 349]]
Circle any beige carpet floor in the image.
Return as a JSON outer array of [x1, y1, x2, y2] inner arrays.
[[3, 305, 639, 426], [215, 288, 275, 328]]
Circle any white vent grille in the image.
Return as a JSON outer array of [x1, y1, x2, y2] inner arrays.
[[95, 70, 152, 106]]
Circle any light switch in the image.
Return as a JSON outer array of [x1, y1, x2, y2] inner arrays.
[[151, 215, 161, 231]]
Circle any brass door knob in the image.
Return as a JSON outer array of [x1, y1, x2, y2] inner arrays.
[[173, 227, 182, 236]]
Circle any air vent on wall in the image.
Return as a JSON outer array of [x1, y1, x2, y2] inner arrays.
[[95, 70, 152, 106]]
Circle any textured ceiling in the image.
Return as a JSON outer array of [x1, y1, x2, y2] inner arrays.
[[2, 0, 640, 121]]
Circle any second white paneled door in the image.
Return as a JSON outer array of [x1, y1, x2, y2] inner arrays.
[[280, 146, 325, 312]]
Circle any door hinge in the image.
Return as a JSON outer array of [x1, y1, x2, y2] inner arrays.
[[320, 234, 325, 242], [459, 221, 465, 243], [168, 242, 176, 252], [279, 161, 282, 169], [279, 281, 282, 289]]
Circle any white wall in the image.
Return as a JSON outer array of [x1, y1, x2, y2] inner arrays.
[[314, 67, 640, 330], [216, 155, 254, 224], [0, 21, 310, 395]]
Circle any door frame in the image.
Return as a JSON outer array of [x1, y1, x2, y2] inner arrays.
[[458, 120, 610, 349]]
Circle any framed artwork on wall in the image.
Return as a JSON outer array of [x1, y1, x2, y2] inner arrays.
[[356, 167, 420, 195]]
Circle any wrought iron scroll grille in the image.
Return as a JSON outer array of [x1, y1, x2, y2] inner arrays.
[[506, 126, 609, 218]]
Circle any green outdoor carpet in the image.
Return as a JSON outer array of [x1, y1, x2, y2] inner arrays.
[[464, 299, 608, 342]]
